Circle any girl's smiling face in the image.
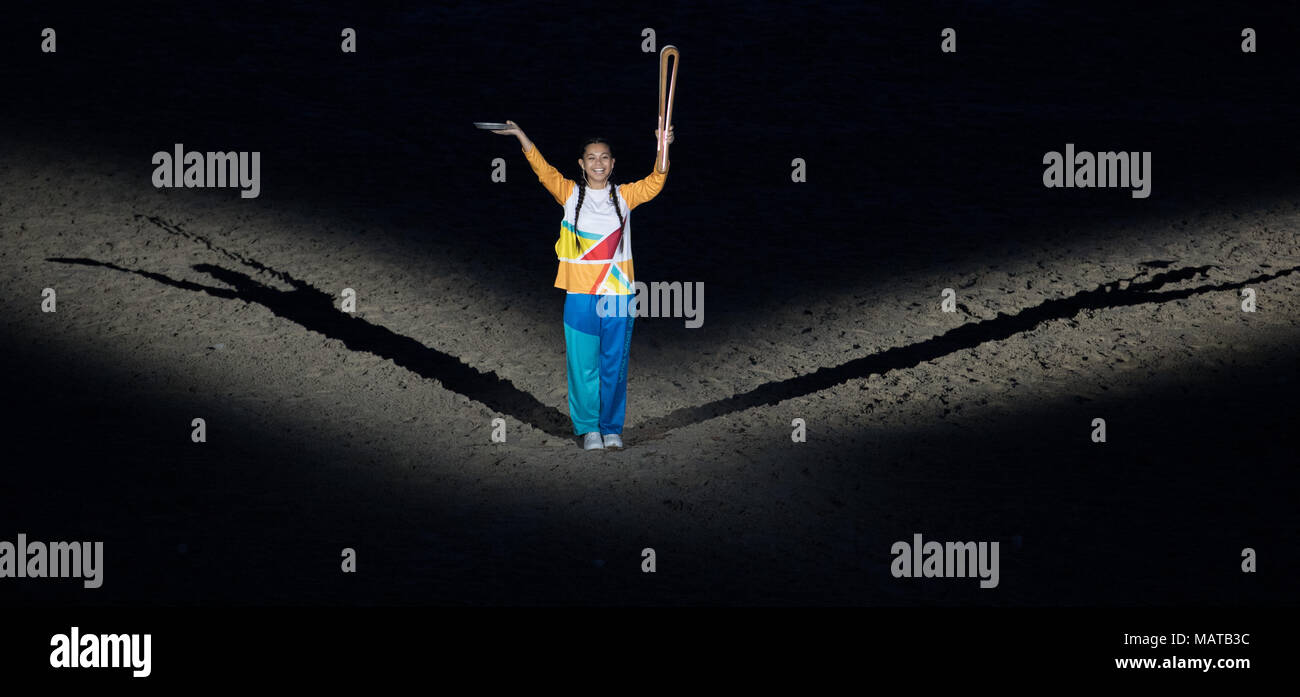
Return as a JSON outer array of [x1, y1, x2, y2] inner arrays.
[[579, 143, 614, 189]]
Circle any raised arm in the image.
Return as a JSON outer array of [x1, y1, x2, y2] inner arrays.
[[621, 117, 675, 210], [491, 120, 574, 205]]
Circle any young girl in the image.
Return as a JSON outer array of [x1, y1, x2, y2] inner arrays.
[[492, 118, 674, 450]]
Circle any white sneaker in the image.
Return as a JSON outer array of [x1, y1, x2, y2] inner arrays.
[[582, 432, 605, 450], [602, 433, 624, 449]]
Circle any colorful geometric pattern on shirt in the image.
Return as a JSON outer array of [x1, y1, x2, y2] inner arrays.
[[523, 145, 667, 294], [554, 259, 636, 296], [557, 219, 623, 260]]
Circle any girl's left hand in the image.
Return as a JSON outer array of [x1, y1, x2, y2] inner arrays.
[[656, 115, 675, 146]]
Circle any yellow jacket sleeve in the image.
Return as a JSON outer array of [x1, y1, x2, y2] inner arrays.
[[523, 145, 575, 206], [620, 152, 669, 210]]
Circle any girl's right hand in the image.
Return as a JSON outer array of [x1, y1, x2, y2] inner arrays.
[[491, 120, 523, 137]]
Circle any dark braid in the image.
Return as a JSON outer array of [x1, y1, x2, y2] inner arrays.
[[609, 182, 626, 255], [574, 179, 588, 242], [609, 181, 624, 229]]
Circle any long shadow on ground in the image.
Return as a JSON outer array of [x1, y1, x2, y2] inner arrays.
[[50, 217, 1299, 442]]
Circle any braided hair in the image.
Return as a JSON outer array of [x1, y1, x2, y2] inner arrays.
[[573, 137, 625, 246]]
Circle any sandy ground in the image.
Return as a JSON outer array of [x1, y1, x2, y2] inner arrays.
[[2, 127, 1297, 606]]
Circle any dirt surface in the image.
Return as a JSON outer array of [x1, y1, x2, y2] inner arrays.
[[3, 129, 1296, 605]]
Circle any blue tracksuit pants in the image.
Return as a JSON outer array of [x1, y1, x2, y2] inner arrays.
[[563, 292, 634, 435]]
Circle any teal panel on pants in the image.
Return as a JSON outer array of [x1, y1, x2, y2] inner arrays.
[[564, 313, 602, 435]]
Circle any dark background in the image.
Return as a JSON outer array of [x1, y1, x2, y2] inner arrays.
[[1, 1, 1296, 606]]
